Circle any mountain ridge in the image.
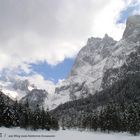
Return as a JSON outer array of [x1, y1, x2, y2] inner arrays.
[[53, 15, 140, 107]]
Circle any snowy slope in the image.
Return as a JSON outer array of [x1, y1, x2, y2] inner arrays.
[[0, 127, 140, 140], [0, 79, 29, 100]]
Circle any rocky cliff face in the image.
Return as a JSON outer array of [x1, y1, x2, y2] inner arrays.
[[55, 35, 117, 100], [123, 15, 140, 42], [0, 76, 34, 100], [53, 15, 140, 107], [20, 89, 48, 109], [102, 15, 140, 89]]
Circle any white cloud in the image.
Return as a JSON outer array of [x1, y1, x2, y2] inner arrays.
[[0, 31, 80, 72], [0, 0, 139, 75], [91, 0, 126, 40]]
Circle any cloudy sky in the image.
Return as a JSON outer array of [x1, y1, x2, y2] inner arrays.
[[0, 0, 140, 88]]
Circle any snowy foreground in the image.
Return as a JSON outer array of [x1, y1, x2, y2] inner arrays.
[[0, 127, 140, 140]]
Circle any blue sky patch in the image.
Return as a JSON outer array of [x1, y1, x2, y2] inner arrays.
[[30, 58, 75, 83]]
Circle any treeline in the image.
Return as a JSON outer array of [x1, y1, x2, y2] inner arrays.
[[54, 102, 140, 135], [0, 93, 59, 130], [82, 102, 140, 135]]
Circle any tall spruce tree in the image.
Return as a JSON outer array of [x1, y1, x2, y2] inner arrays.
[[0, 94, 5, 126]]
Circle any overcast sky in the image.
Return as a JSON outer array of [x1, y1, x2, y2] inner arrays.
[[0, 0, 140, 88]]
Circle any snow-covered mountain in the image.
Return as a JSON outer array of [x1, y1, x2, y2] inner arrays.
[[0, 74, 55, 107], [53, 15, 140, 108], [0, 76, 33, 100], [0, 75, 51, 109], [20, 89, 48, 109]]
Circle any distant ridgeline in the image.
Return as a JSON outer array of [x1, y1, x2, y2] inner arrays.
[[0, 92, 59, 130]]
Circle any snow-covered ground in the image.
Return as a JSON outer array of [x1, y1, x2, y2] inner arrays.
[[0, 127, 140, 140]]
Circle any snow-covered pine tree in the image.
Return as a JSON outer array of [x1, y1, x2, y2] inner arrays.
[[127, 103, 140, 135], [0, 93, 5, 127]]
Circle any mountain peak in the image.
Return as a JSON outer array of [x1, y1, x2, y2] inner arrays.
[[87, 37, 101, 46], [123, 15, 140, 42], [102, 33, 116, 44], [104, 33, 109, 38]]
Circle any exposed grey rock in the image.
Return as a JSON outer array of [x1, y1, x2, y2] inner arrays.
[[13, 79, 29, 92], [54, 15, 140, 107], [123, 15, 140, 43], [20, 89, 48, 109]]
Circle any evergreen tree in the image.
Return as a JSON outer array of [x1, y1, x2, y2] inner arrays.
[[3, 106, 14, 127], [40, 107, 48, 129], [32, 104, 41, 130], [12, 100, 20, 126], [0, 94, 5, 126], [127, 103, 140, 135], [91, 111, 98, 131], [51, 117, 59, 130], [45, 109, 52, 130]]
